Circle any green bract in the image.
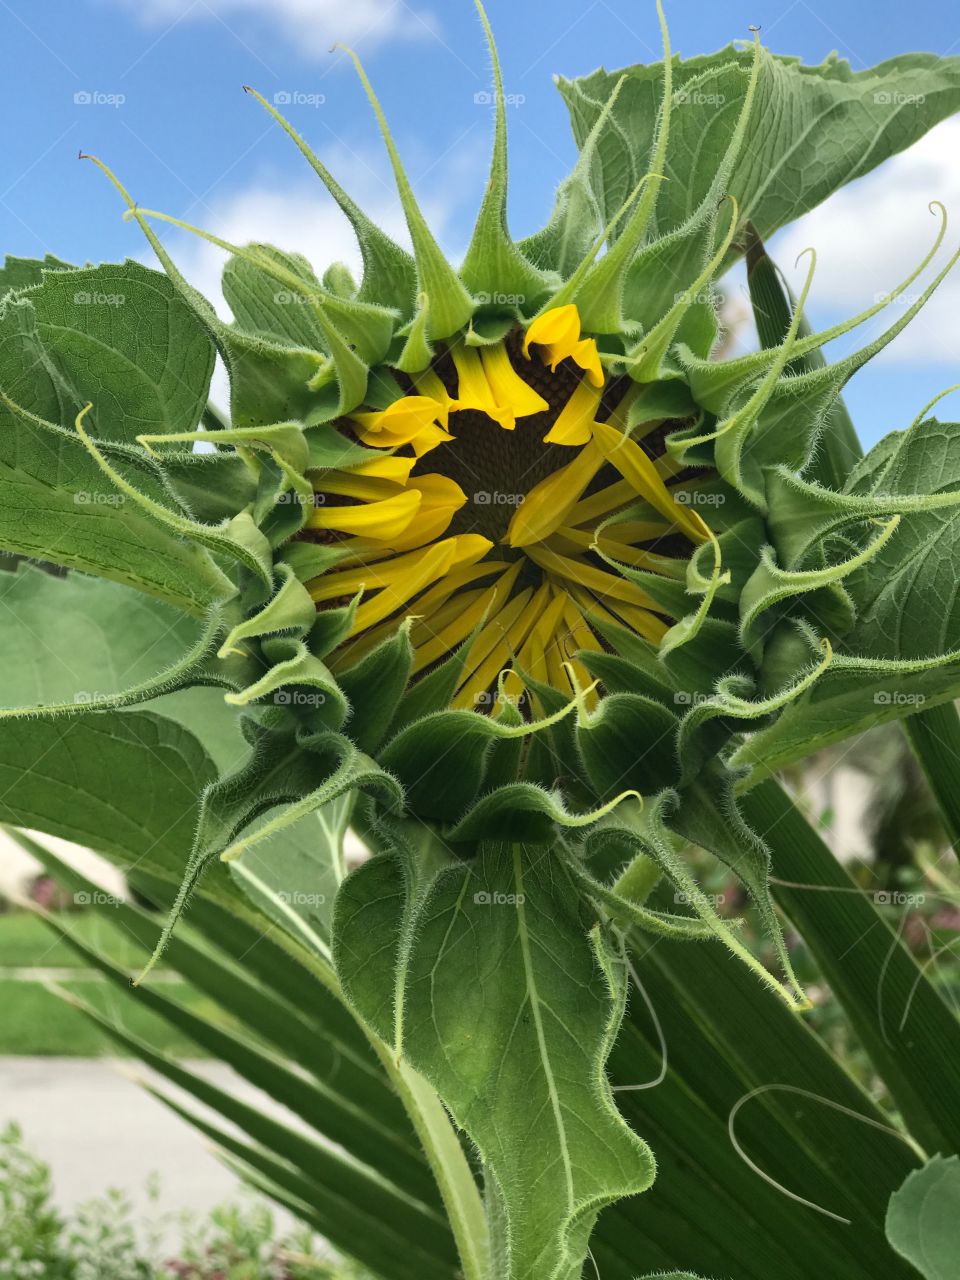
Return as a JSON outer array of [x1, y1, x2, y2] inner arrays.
[[4, 4, 960, 1278]]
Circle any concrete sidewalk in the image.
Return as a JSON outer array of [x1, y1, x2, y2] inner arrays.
[[0, 1057, 295, 1244]]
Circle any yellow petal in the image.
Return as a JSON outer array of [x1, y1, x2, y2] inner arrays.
[[451, 345, 515, 429], [311, 535, 459, 603], [591, 419, 707, 542], [412, 368, 459, 423], [572, 337, 604, 388], [454, 584, 548, 709], [350, 395, 451, 450], [555, 598, 600, 709], [551, 522, 671, 560], [545, 632, 572, 695], [523, 305, 604, 387], [409, 585, 488, 658], [479, 344, 549, 418], [350, 542, 457, 633], [347, 455, 417, 484], [351, 534, 493, 634], [544, 380, 602, 446], [523, 304, 581, 359], [569, 584, 669, 645], [506, 441, 604, 548], [409, 422, 456, 458], [565, 479, 636, 527], [334, 560, 509, 669], [307, 489, 421, 542], [404, 558, 515, 622], [451, 586, 534, 707], [384, 473, 468, 552], [524, 542, 662, 611], [412, 565, 521, 672], [517, 589, 568, 683], [316, 471, 402, 502]]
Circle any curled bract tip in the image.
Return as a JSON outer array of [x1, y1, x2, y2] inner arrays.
[[135, 433, 159, 457]]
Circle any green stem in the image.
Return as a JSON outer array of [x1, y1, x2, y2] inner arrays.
[[612, 850, 661, 904], [903, 701, 960, 851], [379, 1055, 491, 1280], [272, 938, 490, 1278], [741, 777, 960, 1155]]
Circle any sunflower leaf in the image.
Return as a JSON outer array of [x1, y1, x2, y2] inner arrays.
[[334, 833, 655, 1280], [557, 48, 960, 253]]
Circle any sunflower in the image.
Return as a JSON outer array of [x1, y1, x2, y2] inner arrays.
[[305, 305, 710, 709], [78, 0, 758, 727]]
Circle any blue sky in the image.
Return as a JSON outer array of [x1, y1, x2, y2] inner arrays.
[[3, 0, 960, 443]]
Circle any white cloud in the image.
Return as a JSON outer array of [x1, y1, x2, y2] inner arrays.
[[774, 118, 960, 364], [108, 0, 435, 57]]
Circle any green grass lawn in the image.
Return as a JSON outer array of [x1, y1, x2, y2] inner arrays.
[[0, 910, 216, 1056]]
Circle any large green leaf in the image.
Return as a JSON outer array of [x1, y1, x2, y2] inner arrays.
[[0, 252, 73, 298], [743, 223, 863, 490], [732, 646, 960, 774], [335, 836, 654, 1280], [0, 260, 215, 442], [0, 397, 230, 610], [843, 420, 960, 659], [0, 564, 210, 712], [557, 47, 960, 252], [886, 1156, 960, 1280], [35, 901, 439, 1206], [0, 710, 213, 871], [737, 416, 960, 767]]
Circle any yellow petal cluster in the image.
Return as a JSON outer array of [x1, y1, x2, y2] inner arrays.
[[306, 306, 713, 708]]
